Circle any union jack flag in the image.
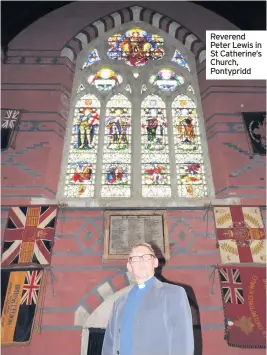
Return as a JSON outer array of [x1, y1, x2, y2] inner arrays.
[[219, 267, 244, 304], [21, 270, 43, 305], [1, 109, 21, 129], [1, 206, 57, 266]]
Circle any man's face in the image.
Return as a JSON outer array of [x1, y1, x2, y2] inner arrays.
[[127, 246, 158, 282]]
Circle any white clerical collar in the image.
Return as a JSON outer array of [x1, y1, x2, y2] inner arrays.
[[138, 283, 145, 289]]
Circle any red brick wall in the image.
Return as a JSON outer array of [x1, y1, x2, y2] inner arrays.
[[1, 209, 266, 355], [1, 59, 74, 206], [1, 3, 266, 355], [198, 61, 266, 206]]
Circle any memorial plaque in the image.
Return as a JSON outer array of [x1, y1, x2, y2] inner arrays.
[[104, 210, 170, 260]]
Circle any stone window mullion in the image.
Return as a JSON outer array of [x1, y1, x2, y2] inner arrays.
[[95, 97, 107, 199], [131, 83, 142, 198], [166, 98, 178, 198]]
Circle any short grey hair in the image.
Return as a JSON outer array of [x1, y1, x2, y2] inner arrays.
[[130, 242, 156, 256]]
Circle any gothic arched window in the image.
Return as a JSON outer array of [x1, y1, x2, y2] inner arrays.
[[62, 25, 212, 204]]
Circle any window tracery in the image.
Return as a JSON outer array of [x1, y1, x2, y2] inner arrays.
[[63, 26, 210, 201]]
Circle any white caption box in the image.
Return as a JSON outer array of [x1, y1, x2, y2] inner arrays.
[[206, 31, 267, 80]]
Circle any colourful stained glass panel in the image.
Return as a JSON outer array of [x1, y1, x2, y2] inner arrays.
[[149, 69, 185, 91], [172, 50, 190, 71], [82, 49, 100, 69], [88, 68, 123, 92], [107, 28, 164, 67], [65, 94, 100, 198], [172, 95, 207, 198], [141, 95, 171, 197], [101, 94, 132, 197]]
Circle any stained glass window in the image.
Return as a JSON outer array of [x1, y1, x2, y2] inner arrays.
[[107, 28, 164, 67], [149, 69, 185, 91], [88, 68, 123, 92], [101, 94, 132, 197], [141, 95, 171, 197], [172, 95, 207, 198], [65, 94, 100, 198], [82, 49, 100, 69], [172, 50, 190, 71], [65, 26, 211, 202]]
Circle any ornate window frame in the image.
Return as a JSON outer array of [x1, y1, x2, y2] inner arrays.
[[57, 22, 215, 208]]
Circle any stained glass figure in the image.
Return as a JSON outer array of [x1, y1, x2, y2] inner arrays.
[[172, 50, 190, 71], [82, 49, 100, 69], [88, 68, 123, 92], [149, 69, 185, 91], [65, 94, 100, 198], [141, 95, 171, 197], [77, 84, 85, 93], [172, 95, 207, 198], [101, 94, 132, 197], [107, 28, 164, 67]]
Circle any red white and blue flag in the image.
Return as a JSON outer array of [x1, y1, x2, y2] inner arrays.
[[1, 206, 57, 266]]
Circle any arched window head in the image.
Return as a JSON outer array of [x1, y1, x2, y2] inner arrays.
[[62, 24, 213, 205]]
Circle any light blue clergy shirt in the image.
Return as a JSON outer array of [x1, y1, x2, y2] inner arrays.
[[120, 276, 154, 355]]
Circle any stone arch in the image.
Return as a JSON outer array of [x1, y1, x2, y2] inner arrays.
[[74, 271, 135, 328], [75, 273, 135, 355], [61, 5, 206, 65]]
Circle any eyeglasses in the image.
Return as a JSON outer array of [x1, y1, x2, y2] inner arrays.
[[129, 254, 155, 263]]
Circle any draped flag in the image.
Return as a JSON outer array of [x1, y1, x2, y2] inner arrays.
[[213, 206, 265, 264], [1, 269, 44, 345], [218, 265, 266, 348], [1, 206, 57, 266], [1, 109, 21, 150], [242, 112, 266, 156]]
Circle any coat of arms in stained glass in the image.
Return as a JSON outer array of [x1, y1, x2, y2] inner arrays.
[[101, 94, 132, 198], [107, 28, 164, 67], [88, 68, 123, 92], [141, 95, 171, 198], [65, 94, 100, 198], [149, 69, 185, 91]]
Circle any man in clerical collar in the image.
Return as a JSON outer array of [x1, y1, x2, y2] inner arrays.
[[102, 242, 194, 355]]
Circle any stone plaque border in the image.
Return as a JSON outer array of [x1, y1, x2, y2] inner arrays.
[[103, 210, 170, 261]]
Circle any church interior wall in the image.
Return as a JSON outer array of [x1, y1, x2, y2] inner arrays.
[[1, 2, 266, 355]]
